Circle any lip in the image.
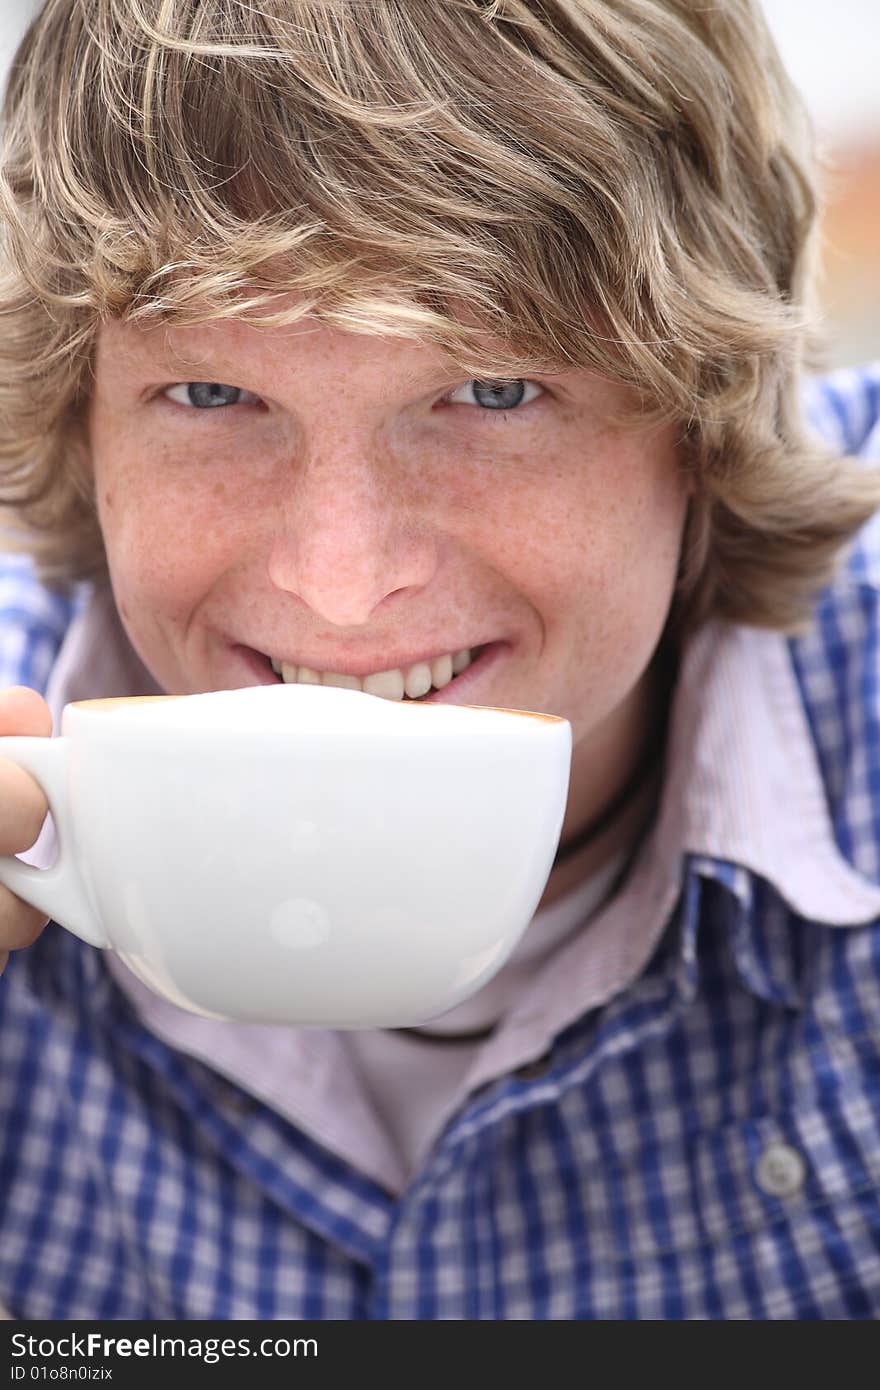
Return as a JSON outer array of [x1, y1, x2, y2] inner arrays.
[[231, 640, 507, 700]]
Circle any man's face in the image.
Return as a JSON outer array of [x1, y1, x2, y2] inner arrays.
[[89, 316, 691, 840]]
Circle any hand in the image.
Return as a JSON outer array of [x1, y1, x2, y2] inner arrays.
[[0, 686, 52, 976]]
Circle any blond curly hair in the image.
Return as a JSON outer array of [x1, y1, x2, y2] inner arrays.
[[0, 0, 877, 634]]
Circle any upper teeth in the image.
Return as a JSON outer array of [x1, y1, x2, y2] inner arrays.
[[269, 648, 474, 700]]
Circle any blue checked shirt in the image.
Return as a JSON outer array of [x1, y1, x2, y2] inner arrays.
[[1, 365, 880, 1320]]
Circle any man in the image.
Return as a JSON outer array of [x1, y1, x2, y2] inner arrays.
[[0, 0, 878, 1318]]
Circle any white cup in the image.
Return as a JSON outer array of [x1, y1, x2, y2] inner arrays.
[[0, 685, 571, 1027]]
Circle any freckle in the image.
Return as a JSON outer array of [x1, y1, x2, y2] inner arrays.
[[212, 481, 226, 499], [104, 490, 114, 509]]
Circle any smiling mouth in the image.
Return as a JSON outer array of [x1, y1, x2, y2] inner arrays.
[[263, 644, 491, 701]]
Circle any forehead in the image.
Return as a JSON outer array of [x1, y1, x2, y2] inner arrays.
[[93, 286, 571, 384], [100, 315, 347, 366], [96, 314, 471, 383]]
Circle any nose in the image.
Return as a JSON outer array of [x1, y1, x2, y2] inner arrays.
[[266, 441, 438, 628]]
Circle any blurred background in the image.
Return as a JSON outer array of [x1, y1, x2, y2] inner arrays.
[[760, 0, 880, 367], [0, 0, 877, 366]]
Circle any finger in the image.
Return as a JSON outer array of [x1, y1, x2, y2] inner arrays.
[[0, 757, 49, 853], [0, 686, 53, 737], [0, 886, 49, 950]]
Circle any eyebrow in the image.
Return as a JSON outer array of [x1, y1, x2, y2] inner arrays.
[[102, 335, 260, 388], [106, 320, 563, 396]]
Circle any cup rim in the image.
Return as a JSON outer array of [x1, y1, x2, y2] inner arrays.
[[68, 693, 567, 725]]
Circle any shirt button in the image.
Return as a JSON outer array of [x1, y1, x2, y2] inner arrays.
[[754, 1141, 807, 1198]]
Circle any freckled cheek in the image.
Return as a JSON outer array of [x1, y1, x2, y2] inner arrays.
[[97, 473, 239, 617], [541, 460, 688, 646], [591, 476, 690, 672]]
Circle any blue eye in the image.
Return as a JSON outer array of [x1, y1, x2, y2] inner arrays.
[[164, 382, 259, 409], [448, 379, 542, 411]]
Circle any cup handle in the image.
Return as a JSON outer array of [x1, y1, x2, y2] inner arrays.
[[0, 736, 107, 948]]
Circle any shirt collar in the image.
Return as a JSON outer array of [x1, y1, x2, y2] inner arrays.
[[675, 618, 880, 924], [467, 615, 880, 1087]]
